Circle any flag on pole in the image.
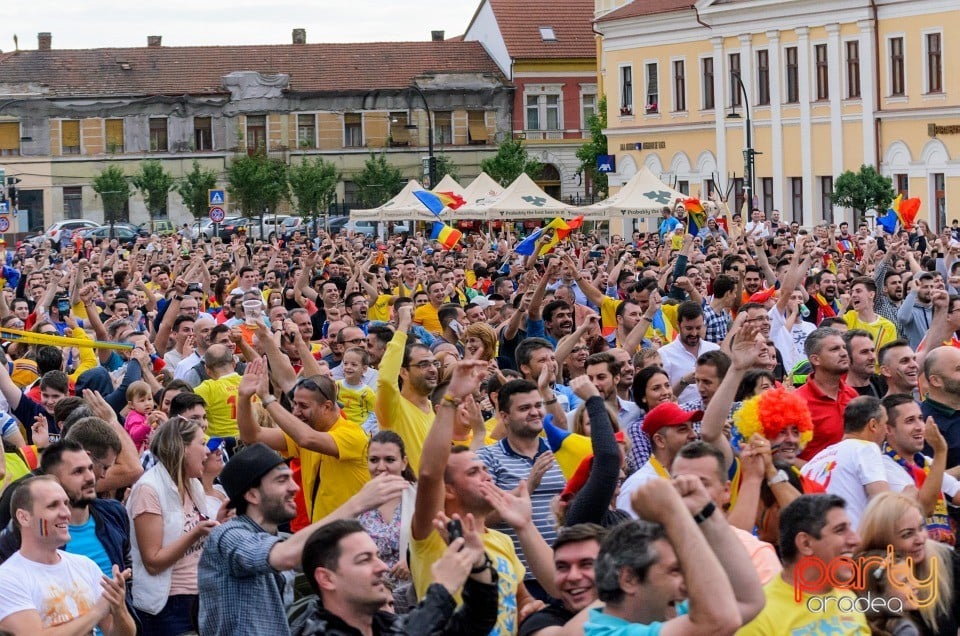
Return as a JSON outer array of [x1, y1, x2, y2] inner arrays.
[[876, 209, 899, 234], [684, 198, 707, 234], [896, 198, 921, 231], [414, 190, 466, 215], [538, 215, 585, 256], [430, 221, 462, 250]]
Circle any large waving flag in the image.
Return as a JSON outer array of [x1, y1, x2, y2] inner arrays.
[[414, 190, 466, 216], [515, 215, 584, 256], [430, 221, 462, 250], [877, 209, 899, 234], [684, 198, 707, 234], [896, 197, 921, 231], [515, 228, 543, 256]]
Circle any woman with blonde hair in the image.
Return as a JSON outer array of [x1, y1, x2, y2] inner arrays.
[[462, 322, 497, 361], [858, 492, 959, 636], [126, 417, 218, 636]]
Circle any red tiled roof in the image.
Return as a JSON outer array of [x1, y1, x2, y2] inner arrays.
[[596, 0, 693, 23], [487, 0, 596, 59], [0, 41, 505, 97]]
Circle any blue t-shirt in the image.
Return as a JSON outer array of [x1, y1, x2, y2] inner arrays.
[[65, 515, 113, 577], [584, 602, 689, 636]]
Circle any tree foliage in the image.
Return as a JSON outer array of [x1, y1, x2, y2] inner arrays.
[[353, 152, 404, 207], [433, 154, 460, 183], [576, 95, 609, 197], [829, 165, 896, 222], [481, 139, 544, 187], [92, 165, 131, 224], [130, 160, 174, 218], [176, 160, 220, 221], [288, 157, 340, 218], [227, 152, 289, 218]]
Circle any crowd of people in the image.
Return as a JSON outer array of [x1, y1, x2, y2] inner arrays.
[[0, 203, 959, 635]]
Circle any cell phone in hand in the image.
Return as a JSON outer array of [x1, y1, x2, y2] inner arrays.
[[446, 519, 463, 545]]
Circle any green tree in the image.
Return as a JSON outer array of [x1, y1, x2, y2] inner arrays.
[[226, 152, 289, 219], [576, 95, 608, 198], [433, 154, 460, 183], [92, 165, 131, 229], [288, 157, 340, 236], [480, 139, 544, 186], [130, 160, 174, 219], [175, 160, 219, 222], [830, 164, 896, 224], [353, 152, 404, 207]]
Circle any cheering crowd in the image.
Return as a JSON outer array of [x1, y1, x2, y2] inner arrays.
[[0, 204, 960, 635]]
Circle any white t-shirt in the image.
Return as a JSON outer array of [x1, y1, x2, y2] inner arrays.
[[800, 439, 887, 530], [658, 338, 720, 404], [882, 455, 960, 501], [616, 459, 667, 518], [0, 550, 103, 630]]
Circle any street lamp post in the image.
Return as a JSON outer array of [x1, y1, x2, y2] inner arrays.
[[408, 83, 436, 188], [727, 71, 757, 212]]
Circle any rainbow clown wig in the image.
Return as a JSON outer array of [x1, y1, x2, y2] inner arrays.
[[733, 387, 814, 449]]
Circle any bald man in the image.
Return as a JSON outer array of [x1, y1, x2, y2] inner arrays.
[[174, 317, 217, 381], [921, 346, 960, 467]]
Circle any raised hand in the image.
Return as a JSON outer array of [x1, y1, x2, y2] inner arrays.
[[447, 360, 489, 400], [480, 480, 534, 530], [238, 357, 268, 399]]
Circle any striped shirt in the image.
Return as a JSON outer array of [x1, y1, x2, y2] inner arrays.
[[477, 437, 566, 581]]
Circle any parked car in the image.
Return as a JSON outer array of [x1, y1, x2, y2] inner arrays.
[[30, 220, 101, 248], [200, 216, 242, 239], [141, 219, 176, 236], [82, 224, 147, 245]]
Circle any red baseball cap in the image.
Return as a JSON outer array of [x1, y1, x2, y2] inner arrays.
[[642, 402, 702, 438]]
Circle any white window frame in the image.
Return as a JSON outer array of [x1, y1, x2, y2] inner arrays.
[[841, 37, 862, 101], [922, 28, 944, 95], [699, 53, 715, 111], [782, 44, 800, 105], [754, 47, 770, 107], [619, 64, 634, 114], [670, 56, 687, 113], [579, 84, 598, 131], [343, 112, 364, 148], [523, 84, 564, 131], [885, 33, 907, 99], [644, 59, 660, 113]]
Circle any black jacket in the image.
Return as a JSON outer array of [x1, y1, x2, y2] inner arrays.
[[290, 576, 498, 636]]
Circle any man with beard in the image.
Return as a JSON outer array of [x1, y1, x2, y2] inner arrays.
[[873, 242, 905, 332], [741, 265, 764, 302], [657, 301, 719, 404], [795, 328, 860, 461], [198, 443, 409, 635], [553, 286, 598, 335], [843, 277, 897, 353], [609, 348, 636, 403], [842, 330, 886, 398], [173, 316, 216, 381], [344, 292, 370, 334], [878, 339, 920, 397], [543, 300, 574, 347], [899, 271, 937, 350], [585, 352, 641, 431], [920, 346, 960, 467], [805, 270, 841, 325]]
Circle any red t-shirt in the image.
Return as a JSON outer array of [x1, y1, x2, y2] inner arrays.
[[796, 374, 859, 461]]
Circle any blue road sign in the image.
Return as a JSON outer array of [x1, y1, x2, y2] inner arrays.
[[208, 189, 225, 206]]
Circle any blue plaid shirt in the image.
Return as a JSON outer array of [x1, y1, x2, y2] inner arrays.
[[702, 303, 731, 344]]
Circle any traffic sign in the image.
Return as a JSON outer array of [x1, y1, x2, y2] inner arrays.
[[209, 206, 226, 223], [0, 218, 11, 232], [0, 202, 7, 214], [208, 189, 225, 206]]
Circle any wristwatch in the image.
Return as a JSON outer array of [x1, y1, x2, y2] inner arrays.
[[470, 553, 493, 574], [693, 501, 716, 524], [261, 395, 277, 407], [767, 469, 790, 486]]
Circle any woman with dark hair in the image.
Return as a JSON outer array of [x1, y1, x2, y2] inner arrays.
[[735, 369, 777, 402], [625, 365, 674, 473]]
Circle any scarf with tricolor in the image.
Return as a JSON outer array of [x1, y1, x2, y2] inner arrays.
[[883, 442, 955, 546], [812, 293, 838, 325]]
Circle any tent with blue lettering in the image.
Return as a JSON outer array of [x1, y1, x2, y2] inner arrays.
[[582, 166, 687, 220]]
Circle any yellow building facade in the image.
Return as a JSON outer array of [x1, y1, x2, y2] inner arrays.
[[596, 0, 960, 235]]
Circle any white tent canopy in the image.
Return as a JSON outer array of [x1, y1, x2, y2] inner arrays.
[[583, 166, 687, 219], [432, 174, 464, 197], [446, 172, 504, 221], [349, 179, 438, 223], [484, 173, 575, 220]]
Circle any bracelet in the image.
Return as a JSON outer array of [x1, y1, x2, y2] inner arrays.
[[470, 554, 493, 574], [543, 398, 558, 405], [441, 394, 463, 408], [693, 501, 717, 524], [261, 396, 277, 407]]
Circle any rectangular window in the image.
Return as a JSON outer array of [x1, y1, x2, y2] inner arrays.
[[785, 47, 799, 103], [846, 41, 861, 98], [246, 115, 267, 151], [104, 118, 123, 153], [702, 58, 715, 110], [581, 93, 597, 130], [677, 180, 689, 195], [389, 112, 409, 146], [343, 113, 362, 147], [704, 179, 716, 199], [890, 37, 905, 96], [673, 60, 686, 112], [791, 177, 803, 220], [61, 120, 80, 154], [526, 95, 540, 130], [729, 53, 741, 107], [733, 177, 745, 216], [645, 63, 659, 112], [620, 66, 633, 114], [927, 33, 942, 93], [821, 176, 834, 223], [934, 173, 946, 230], [762, 177, 774, 213], [815, 44, 829, 100], [193, 117, 212, 151], [0, 122, 19, 156], [297, 114, 317, 149], [545, 95, 560, 130], [895, 173, 909, 197], [63, 186, 82, 220], [149, 118, 168, 152], [468, 111, 488, 144], [756, 50, 770, 106], [434, 111, 452, 145]]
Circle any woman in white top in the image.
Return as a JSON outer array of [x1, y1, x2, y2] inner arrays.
[[126, 417, 218, 636]]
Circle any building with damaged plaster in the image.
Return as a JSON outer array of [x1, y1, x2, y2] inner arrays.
[[0, 30, 513, 232]]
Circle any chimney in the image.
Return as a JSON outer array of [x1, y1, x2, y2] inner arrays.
[[431, 30, 444, 42], [147, 35, 162, 48], [292, 28, 306, 45], [38, 32, 51, 51]]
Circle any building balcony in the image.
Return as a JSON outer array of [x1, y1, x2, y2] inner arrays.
[[517, 130, 566, 141]]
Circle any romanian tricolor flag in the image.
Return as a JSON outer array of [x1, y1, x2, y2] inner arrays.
[[516, 215, 584, 256], [684, 198, 707, 234], [896, 197, 921, 231], [430, 221, 462, 250], [414, 190, 466, 216]]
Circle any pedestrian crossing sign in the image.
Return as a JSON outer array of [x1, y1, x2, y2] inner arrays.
[[208, 189, 225, 206]]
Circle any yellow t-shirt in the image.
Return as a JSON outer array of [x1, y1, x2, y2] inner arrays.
[[368, 294, 393, 323], [737, 575, 869, 635], [283, 416, 370, 522], [374, 331, 434, 473], [414, 303, 442, 335], [843, 310, 897, 354], [598, 295, 677, 344], [411, 528, 525, 636], [393, 282, 423, 297], [337, 380, 376, 428], [194, 373, 242, 438]]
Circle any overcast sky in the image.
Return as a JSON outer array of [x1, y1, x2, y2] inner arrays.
[[1, 0, 481, 50]]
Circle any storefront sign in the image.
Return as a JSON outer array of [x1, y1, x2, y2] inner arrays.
[[929, 123, 960, 136], [619, 141, 667, 151]]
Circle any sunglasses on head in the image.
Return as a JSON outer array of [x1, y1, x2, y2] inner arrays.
[[292, 375, 337, 404]]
